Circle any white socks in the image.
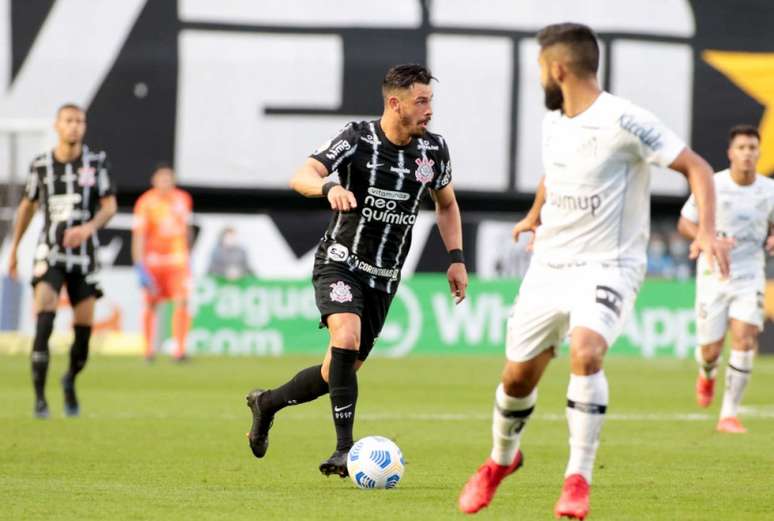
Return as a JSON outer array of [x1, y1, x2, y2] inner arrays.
[[565, 371, 608, 483], [490, 384, 537, 466], [720, 350, 754, 419], [695, 346, 719, 379]]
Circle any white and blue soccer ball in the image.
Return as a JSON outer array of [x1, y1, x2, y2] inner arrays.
[[347, 436, 405, 489]]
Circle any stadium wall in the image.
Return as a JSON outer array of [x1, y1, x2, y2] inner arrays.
[[3, 210, 774, 357], [1, 0, 773, 210]]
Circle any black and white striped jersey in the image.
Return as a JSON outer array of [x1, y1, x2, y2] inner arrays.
[[310, 120, 453, 293], [23, 146, 114, 275]]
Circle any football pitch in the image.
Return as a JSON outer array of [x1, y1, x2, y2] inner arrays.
[[2, 354, 773, 521]]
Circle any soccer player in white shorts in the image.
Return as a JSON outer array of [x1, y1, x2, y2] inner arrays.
[[678, 125, 774, 434], [458, 23, 730, 520]]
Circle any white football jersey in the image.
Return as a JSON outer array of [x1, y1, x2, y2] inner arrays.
[[533, 92, 685, 267], [681, 169, 774, 280]]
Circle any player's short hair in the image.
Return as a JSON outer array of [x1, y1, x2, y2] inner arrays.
[[728, 124, 760, 145], [151, 161, 175, 176], [537, 23, 599, 76], [382, 64, 436, 97], [56, 102, 85, 117]]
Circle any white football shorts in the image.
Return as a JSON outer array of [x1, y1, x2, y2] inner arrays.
[[505, 261, 644, 363], [695, 274, 764, 345]]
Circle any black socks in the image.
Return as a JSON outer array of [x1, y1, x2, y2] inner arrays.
[[256, 348, 359, 452], [31, 312, 55, 401], [65, 325, 91, 380], [328, 347, 359, 452], [259, 364, 329, 415]]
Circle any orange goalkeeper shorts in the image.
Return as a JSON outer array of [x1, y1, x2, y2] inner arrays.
[[146, 266, 190, 302]]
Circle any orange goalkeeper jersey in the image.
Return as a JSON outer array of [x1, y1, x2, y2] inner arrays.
[[133, 188, 192, 268]]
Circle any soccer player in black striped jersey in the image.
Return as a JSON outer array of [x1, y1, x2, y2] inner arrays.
[[245, 64, 468, 477], [7, 103, 117, 418]]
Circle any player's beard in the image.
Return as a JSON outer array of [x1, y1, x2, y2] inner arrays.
[[543, 80, 564, 111], [400, 113, 425, 138], [410, 124, 426, 138]]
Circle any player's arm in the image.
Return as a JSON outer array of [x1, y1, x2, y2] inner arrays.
[[677, 192, 699, 241], [677, 216, 698, 241], [185, 193, 194, 254], [766, 223, 774, 256], [131, 220, 145, 267], [432, 183, 468, 304], [131, 201, 156, 292], [62, 195, 117, 248], [512, 176, 546, 249], [289, 157, 357, 211], [7, 197, 37, 279], [669, 148, 730, 276]]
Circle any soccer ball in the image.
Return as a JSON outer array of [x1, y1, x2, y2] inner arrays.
[[347, 436, 405, 489]]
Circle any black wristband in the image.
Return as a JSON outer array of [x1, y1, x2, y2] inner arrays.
[[449, 248, 465, 265], [321, 181, 339, 198]]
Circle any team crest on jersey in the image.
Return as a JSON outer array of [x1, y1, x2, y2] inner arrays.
[[77, 166, 96, 187], [414, 157, 435, 184], [329, 281, 353, 303]]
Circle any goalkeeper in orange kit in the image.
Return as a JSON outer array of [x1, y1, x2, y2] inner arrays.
[[131, 163, 193, 362]]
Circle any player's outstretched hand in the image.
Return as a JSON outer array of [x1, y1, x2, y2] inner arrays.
[[63, 223, 95, 248], [327, 186, 357, 212], [512, 215, 539, 251], [690, 230, 732, 278], [447, 262, 468, 305], [766, 235, 774, 256]]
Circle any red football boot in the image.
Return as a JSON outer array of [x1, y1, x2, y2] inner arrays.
[[696, 375, 715, 408], [554, 473, 590, 520], [716, 416, 747, 433], [458, 451, 524, 514]]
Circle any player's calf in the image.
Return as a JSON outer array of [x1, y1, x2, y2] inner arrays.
[[61, 325, 91, 417], [718, 350, 754, 431], [244, 364, 330, 459], [459, 383, 535, 514], [31, 311, 55, 417]]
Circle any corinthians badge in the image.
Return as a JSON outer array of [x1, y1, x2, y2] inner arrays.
[[414, 157, 435, 184]]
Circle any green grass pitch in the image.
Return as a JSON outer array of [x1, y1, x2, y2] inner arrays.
[[1, 354, 773, 520]]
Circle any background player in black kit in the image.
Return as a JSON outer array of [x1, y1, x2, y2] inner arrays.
[[7, 103, 117, 418], [246, 64, 468, 476]]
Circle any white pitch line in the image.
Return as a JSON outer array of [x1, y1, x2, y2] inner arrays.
[[3, 408, 774, 421]]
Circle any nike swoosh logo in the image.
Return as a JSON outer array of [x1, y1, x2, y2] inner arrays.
[[334, 403, 353, 412], [366, 162, 384, 169]]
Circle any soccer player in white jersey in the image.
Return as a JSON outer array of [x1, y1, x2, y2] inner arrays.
[[458, 23, 730, 520], [678, 125, 774, 434]]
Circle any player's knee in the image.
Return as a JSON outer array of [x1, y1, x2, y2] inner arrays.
[[330, 329, 360, 349], [36, 292, 58, 312], [570, 344, 604, 374], [732, 334, 757, 352]]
